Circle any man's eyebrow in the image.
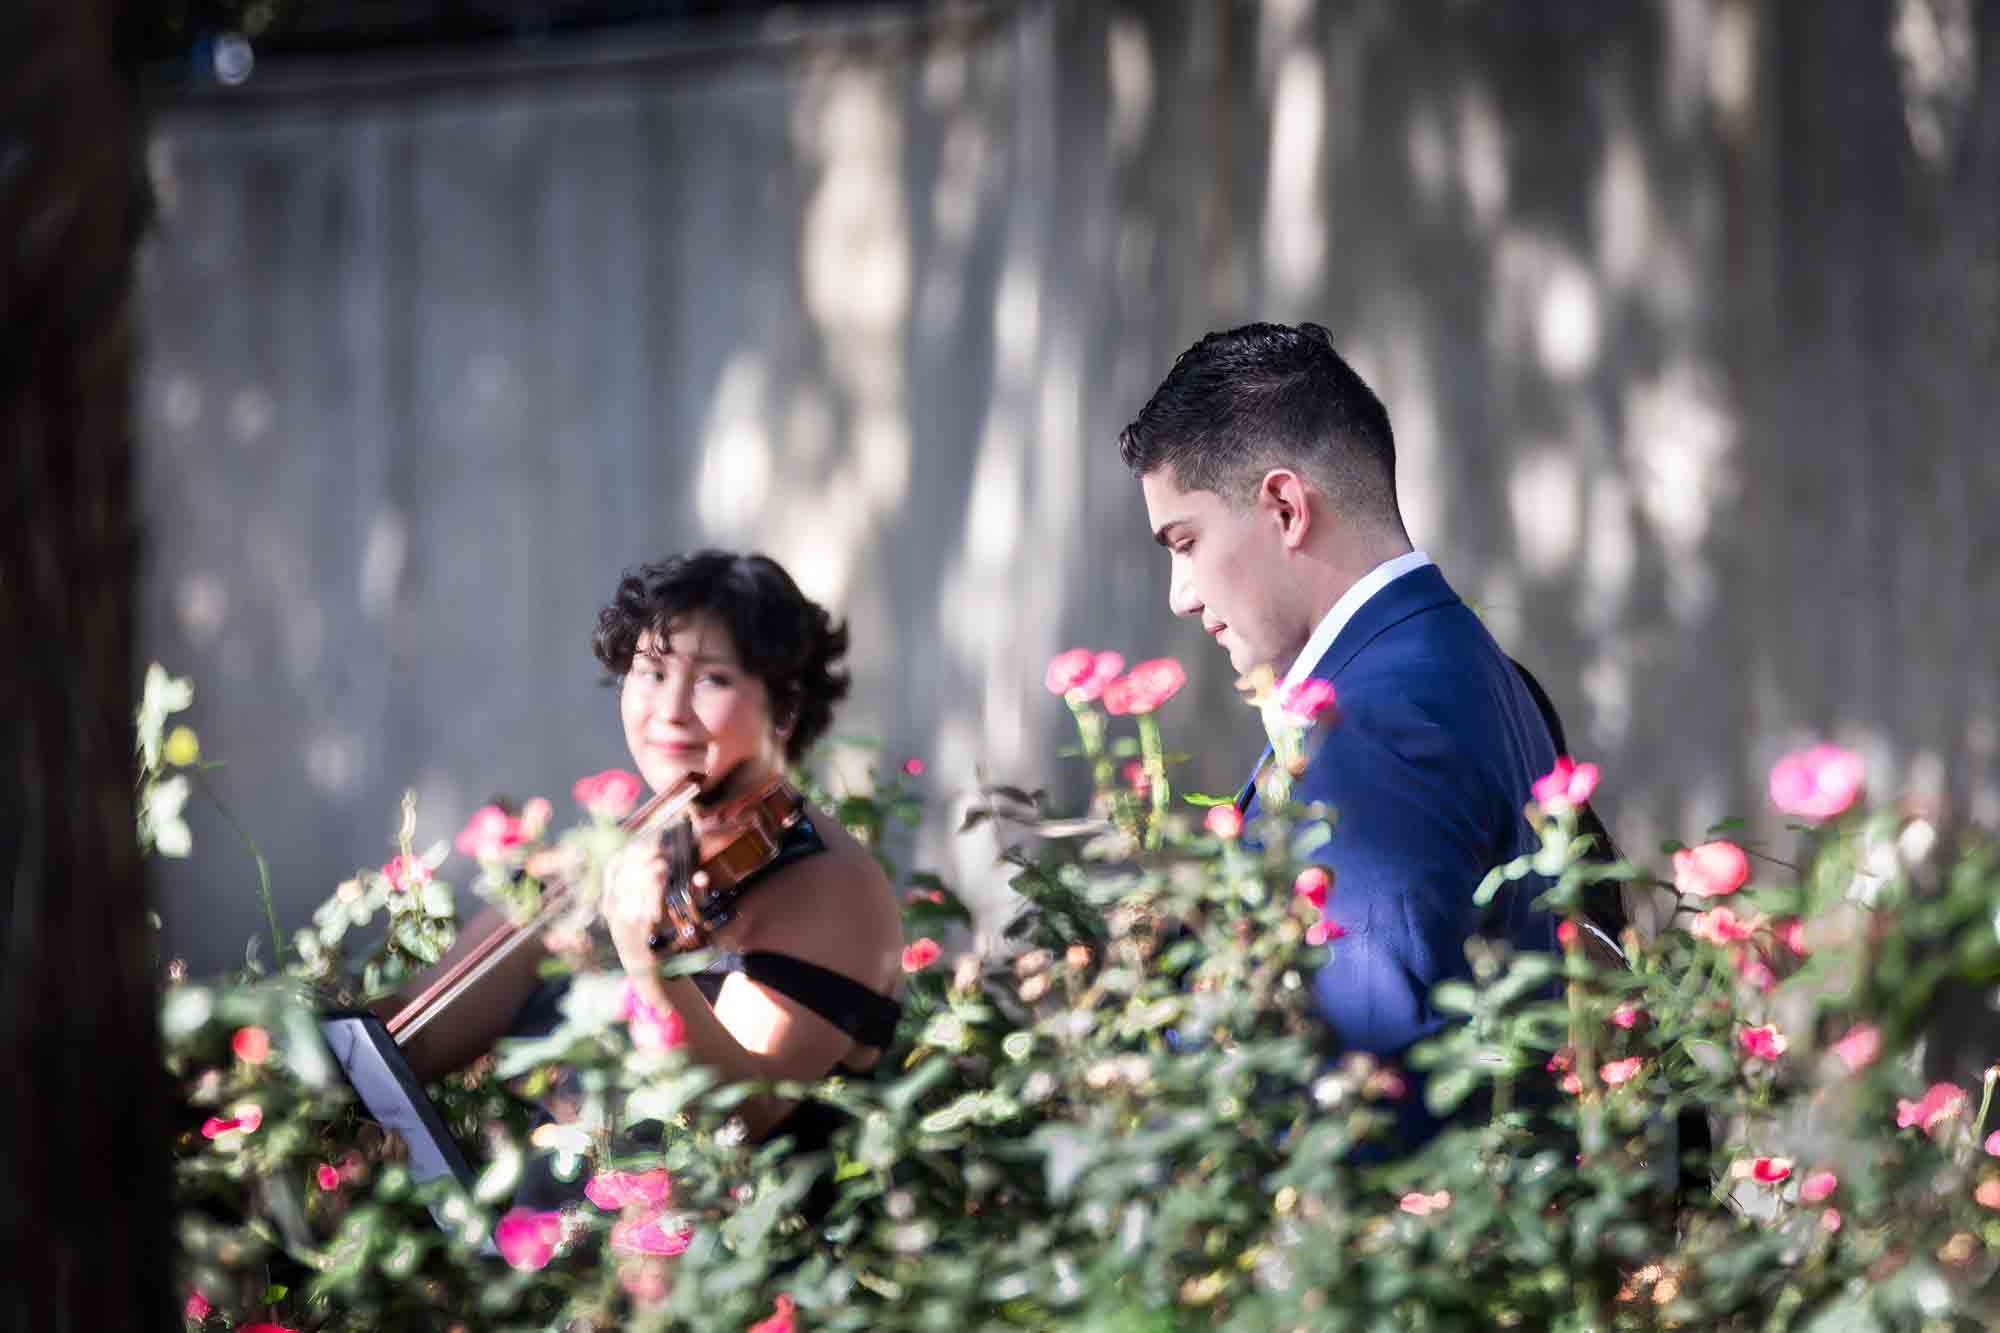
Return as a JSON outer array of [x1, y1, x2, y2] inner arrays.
[[1152, 518, 1190, 547]]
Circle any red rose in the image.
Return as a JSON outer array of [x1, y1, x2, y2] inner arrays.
[[901, 938, 942, 973]]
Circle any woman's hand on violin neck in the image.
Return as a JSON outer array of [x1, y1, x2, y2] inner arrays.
[[604, 838, 668, 974]]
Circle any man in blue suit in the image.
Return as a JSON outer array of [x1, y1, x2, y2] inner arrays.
[[1121, 321, 1566, 1147]]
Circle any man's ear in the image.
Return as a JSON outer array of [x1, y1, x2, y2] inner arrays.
[[1257, 468, 1314, 551]]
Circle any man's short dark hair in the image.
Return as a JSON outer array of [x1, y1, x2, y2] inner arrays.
[[1118, 322, 1401, 526]]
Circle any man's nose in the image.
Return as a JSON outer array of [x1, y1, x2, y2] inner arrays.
[[1167, 571, 1201, 619]]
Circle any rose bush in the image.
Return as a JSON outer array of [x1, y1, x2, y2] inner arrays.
[[148, 663, 2000, 1330]]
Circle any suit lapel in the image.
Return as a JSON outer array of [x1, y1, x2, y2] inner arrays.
[[1304, 564, 1459, 683]]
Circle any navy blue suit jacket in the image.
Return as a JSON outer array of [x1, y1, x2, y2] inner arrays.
[[1241, 565, 1560, 1144]]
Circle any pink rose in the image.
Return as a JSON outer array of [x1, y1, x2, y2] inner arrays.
[[1103, 658, 1187, 715], [1751, 1157, 1792, 1184], [573, 769, 643, 820], [1277, 677, 1337, 721], [231, 1026, 271, 1065], [1986, 1131, 2000, 1156], [1896, 1082, 1967, 1131], [316, 1163, 340, 1191], [1831, 1023, 1881, 1073], [1819, 1209, 1842, 1233], [1047, 650, 1125, 701], [902, 756, 925, 777], [455, 804, 526, 862], [610, 1213, 693, 1257], [1800, 1169, 1838, 1202], [1735, 952, 1777, 994], [494, 1207, 563, 1271], [1205, 805, 1243, 840], [1769, 743, 1864, 820], [904, 887, 945, 905], [1531, 756, 1600, 812], [1398, 1190, 1451, 1216], [901, 938, 941, 973], [1363, 1068, 1406, 1099], [521, 796, 553, 838], [1293, 866, 1331, 910], [1599, 1057, 1644, 1087], [1673, 840, 1749, 899], [1977, 1179, 2000, 1210], [586, 1168, 673, 1211], [617, 981, 687, 1053], [184, 1290, 211, 1321], [381, 853, 431, 893], [1688, 906, 1758, 945], [1305, 919, 1345, 947], [1556, 920, 1579, 949], [748, 1294, 799, 1333], [1610, 1003, 1644, 1030], [200, 1103, 263, 1140], [1739, 1025, 1788, 1061], [1044, 649, 1095, 695], [1776, 917, 1808, 956]]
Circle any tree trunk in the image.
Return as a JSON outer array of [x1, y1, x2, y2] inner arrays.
[[0, 2, 167, 1329]]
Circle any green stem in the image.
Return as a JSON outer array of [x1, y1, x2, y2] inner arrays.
[[1138, 714, 1169, 850], [194, 770, 282, 969]]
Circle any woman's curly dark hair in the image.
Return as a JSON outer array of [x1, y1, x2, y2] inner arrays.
[[591, 551, 850, 763]]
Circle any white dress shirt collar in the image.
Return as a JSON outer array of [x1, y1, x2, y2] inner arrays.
[[1278, 550, 1434, 694]]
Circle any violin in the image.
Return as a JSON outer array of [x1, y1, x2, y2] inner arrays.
[[385, 771, 806, 1047]]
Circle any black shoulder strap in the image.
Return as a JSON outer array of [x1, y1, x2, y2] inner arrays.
[[738, 951, 903, 1049], [1509, 657, 1631, 952]]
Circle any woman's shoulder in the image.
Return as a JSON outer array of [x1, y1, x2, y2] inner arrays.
[[731, 804, 901, 973]]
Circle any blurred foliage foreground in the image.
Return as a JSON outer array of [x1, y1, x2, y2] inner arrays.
[[141, 660, 2000, 1332]]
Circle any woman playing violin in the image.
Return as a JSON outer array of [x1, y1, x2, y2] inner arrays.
[[595, 550, 905, 1141], [387, 550, 905, 1150]]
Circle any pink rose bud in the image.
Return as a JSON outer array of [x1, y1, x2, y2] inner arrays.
[[1768, 743, 1864, 820], [1277, 677, 1337, 720], [231, 1025, 271, 1065], [1800, 1169, 1837, 1202], [1305, 919, 1345, 947], [455, 804, 526, 861], [494, 1207, 564, 1271], [1751, 1157, 1792, 1184], [1673, 840, 1750, 899], [1293, 866, 1331, 909], [1205, 805, 1244, 840], [317, 1163, 341, 1191], [1831, 1023, 1881, 1073], [902, 756, 925, 776], [1599, 1057, 1644, 1087], [573, 769, 643, 820], [1738, 1024, 1789, 1061], [901, 938, 942, 973], [1531, 756, 1600, 811]]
